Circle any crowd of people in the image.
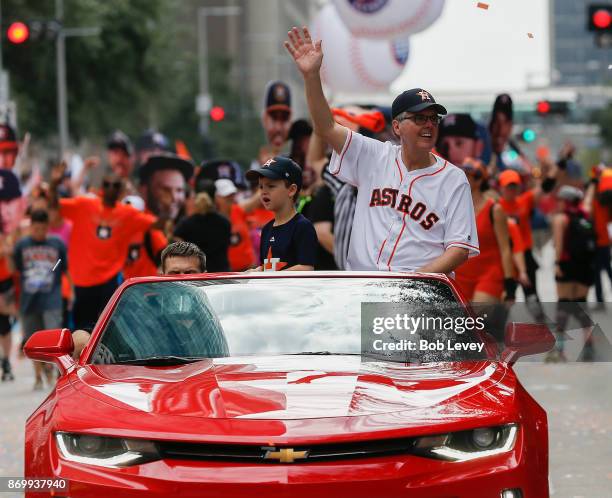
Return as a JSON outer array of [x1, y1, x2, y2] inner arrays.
[[1, 27, 612, 386]]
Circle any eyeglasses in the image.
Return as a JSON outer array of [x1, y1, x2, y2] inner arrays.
[[397, 114, 441, 126], [103, 181, 122, 189]]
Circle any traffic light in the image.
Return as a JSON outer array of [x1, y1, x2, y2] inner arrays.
[[588, 4, 612, 31], [209, 106, 225, 122], [535, 100, 569, 116], [7, 21, 29, 44], [536, 101, 550, 115], [521, 128, 536, 143]]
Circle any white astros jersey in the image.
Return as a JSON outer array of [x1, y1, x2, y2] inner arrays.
[[329, 130, 479, 272]]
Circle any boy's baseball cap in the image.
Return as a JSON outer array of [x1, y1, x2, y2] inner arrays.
[[391, 88, 447, 119], [214, 178, 238, 197], [499, 169, 522, 187], [438, 113, 478, 140], [246, 156, 303, 189], [265, 81, 291, 113]]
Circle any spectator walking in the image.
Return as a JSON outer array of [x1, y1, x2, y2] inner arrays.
[[13, 210, 68, 389]]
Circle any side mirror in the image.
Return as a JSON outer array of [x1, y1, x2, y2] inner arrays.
[[501, 322, 556, 364], [23, 328, 76, 375]]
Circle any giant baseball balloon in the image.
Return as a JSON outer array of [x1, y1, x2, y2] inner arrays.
[[311, 5, 410, 93], [331, 0, 445, 39]]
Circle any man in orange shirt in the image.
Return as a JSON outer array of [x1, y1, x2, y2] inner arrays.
[[51, 170, 157, 331], [498, 168, 557, 300], [121, 195, 168, 279]]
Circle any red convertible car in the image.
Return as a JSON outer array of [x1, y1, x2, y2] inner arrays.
[[24, 272, 553, 498]]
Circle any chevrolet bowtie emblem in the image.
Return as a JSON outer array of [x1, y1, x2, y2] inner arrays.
[[264, 447, 309, 463]]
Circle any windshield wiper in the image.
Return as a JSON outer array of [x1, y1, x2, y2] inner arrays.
[[112, 356, 207, 366]]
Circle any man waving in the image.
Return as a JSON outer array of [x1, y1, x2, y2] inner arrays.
[[284, 27, 478, 273]]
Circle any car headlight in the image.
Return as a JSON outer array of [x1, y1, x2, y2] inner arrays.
[[55, 433, 160, 468], [413, 424, 518, 462]]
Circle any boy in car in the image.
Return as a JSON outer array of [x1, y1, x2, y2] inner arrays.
[[246, 156, 317, 271]]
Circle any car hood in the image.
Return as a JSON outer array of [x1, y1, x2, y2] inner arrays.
[[72, 356, 511, 423]]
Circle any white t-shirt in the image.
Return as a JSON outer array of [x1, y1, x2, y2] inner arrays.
[[329, 130, 479, 272]]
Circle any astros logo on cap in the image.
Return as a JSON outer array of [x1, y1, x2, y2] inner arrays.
[[417, 90, 431, 101], [263, 159, 276, 168]]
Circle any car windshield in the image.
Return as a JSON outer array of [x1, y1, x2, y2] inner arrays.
[[92, 277, 490, 365]]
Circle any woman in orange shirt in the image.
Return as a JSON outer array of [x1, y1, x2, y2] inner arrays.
[[455, 159, 516, 303]]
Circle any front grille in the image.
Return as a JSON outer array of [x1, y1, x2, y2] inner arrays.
[[157, 437, 417, 463]]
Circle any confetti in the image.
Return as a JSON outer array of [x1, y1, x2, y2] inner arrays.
[[51, 259, 61, 272], [477, 2, 489, 9], [528, 33, 534, 38]]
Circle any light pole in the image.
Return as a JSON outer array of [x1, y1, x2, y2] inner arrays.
[[55, 0, 100, 158], [196, 5, 241, 137]]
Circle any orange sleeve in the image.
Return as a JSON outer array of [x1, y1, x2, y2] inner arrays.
[[150, 229, 168, 253], [59, 197, 86, 220], [128, 208, 156, 233]]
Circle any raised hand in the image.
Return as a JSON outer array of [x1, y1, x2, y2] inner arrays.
[[284, 26, 323, 77]]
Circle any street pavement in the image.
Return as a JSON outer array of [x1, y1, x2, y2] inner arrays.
[[0, 240, 610, 497]]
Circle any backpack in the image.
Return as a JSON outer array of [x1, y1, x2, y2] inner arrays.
[[566, 212, 596, 260]]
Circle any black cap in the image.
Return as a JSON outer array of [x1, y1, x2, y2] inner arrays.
[[0, 123, 18, 150], [138, 153, 194, 184], [107, 130, 133, 155], [438, 113, 478, 140], [136, 129, 172, 152], [391, 88, 447, 119], [265, 80, 291, 113], [246, 156, 302, 189], [288, 119, 313, 141], [491, 93, 513, 121], [197, 159, 247, 190]]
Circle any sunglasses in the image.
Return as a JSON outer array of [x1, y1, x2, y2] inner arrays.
[[397, 114, 441, 126], [460, 160, 486, 180], [103, 181, 122, 189]]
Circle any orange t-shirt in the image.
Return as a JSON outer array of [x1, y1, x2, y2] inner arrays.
[[247, 207, 274, 229], [123, 228, 168, 279], [455, 200, 503, 283], [59, 196, 155, 287], [593, 199, 610, 248], [499, 190, 535, 250], [229, 204, 256, 271]]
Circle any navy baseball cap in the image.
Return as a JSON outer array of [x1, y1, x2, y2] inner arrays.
[[391, 88, 447, 119], [438, 114, 478, 140], [246, 156, 302, 189], [264, 81, 291, 113], [136, 129, 172, 152], [107, 130, 133, 155]]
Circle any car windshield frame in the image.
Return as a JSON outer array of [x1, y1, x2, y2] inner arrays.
[[88, 275, 494, 365]]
